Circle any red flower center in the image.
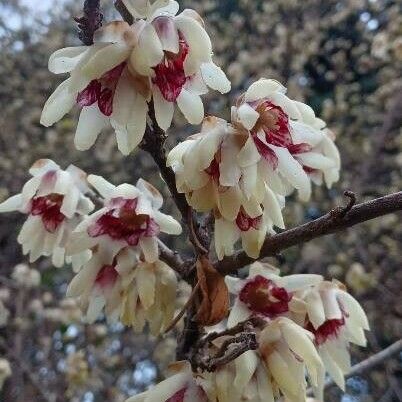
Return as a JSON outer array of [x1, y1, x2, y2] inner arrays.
[[87, 197, 160, 246], [95, 263, 119, 289], [77, 62, 126, 116], [152, 39, 190, 102], [239, 275, 292, 317], [30, 194, 65, 233], [306, 318, 346, 345], [204, 158, 221, 182], [251, 101, 311, 169], [236, 209, 263, 231], [166, 388, 186, 402]]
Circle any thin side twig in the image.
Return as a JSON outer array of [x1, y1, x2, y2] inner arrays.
[[307, 339, 402, 395], [215, 191, 402, 275]]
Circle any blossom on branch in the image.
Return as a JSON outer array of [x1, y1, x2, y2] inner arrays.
[[67, 247, 177, 334], [233, 78, 340, 201], [168, 116, 285, 259], [225, 263, 323, 327], [122, 0, 231, 129], [258, 317, 325, 401], [292, 279, 370, 392], [0, 159, 94, 267], [41, 1, 230, 154], [67, 175, 182, 263]]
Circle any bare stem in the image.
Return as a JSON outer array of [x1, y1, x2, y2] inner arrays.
[[215, 191, 402, 275]]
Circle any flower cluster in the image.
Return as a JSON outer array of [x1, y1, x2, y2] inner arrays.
[[168, 79, 340, 259], [65, 175, 182, 332], [127, 263, 369, 402], [41, 0, 230, 155], [0, 159, 94, 267]]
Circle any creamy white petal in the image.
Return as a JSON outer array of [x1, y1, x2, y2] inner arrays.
[[175, 15, 212, 74], [234, 350, 259, 393], [153, 211, 182, 234], [218, 187, 242, 221], [81, 44, 130, 80], [153, 85, 175, 131], [152, 16, 180, 53], [337, 290, 369, 330], [200, 61, 231, 94], [262, 186, 285, 229], [139, 237, 159, 263], [245, 79, 286, 102], [145, 372, 190, 402], [297, 152, 336, 170], [139, 23, 164, 67], [177, 89, 204, 124], [87, 175, 115, 199], [136, 264, 156, 309], [75, 106, 109, 151], [290, 120, 323, 147], [237, 137, 261, 167], [237, 103, 260, 130], [268, 144, 311, 202], [40, 78, 76, 127], [48, 46, 88, 74], [305, 290, 326, 329], [0, 194, 22, 213]]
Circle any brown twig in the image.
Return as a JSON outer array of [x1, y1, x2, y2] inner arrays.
[[75, 0, 103, 45], [157, 239, 186, 274], [192, 332, 258, 372], [114, 0, 134, 25], [215, 191, 402, 275]]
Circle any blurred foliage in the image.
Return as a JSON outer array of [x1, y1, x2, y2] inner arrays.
[[0, 0, 401, 401]]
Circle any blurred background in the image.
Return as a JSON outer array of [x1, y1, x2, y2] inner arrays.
[[0, 0, 401, 401]]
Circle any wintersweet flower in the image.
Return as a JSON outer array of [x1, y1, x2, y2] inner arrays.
[[258, 317, 325, 402], [120, 259, 178, 334], [168, 116, 285, 259], [67, 246, 177, 333], [202, 349, 273, 402], [226, 263, 323, 327], [41, 21, 150, 155], [67, 175, 182, 263], [123, 0, 231, 129], [293, 280, 370, 391], [214, 194, 283, 260], [67, 248, 135, 324], [0, 159, 94, 267], [233, 78, 340, 201]]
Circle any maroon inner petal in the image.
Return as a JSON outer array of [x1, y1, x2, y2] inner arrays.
[[239, 275, 292, 318], [152, 39, 190, 102], [30, 195, 66, 233]]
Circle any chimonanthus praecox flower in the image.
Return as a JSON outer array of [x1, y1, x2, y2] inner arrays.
[[292, 279, 370, 392], [67, 247, 177, 334], [0, 159, 94, 267], [225, 262, 323, 327], [258, 317, 325, 401], [41, 0, 230, 155], [233, 78, 340, 201], [168, 116, 285, 259], [67, 175, 182, 263]]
